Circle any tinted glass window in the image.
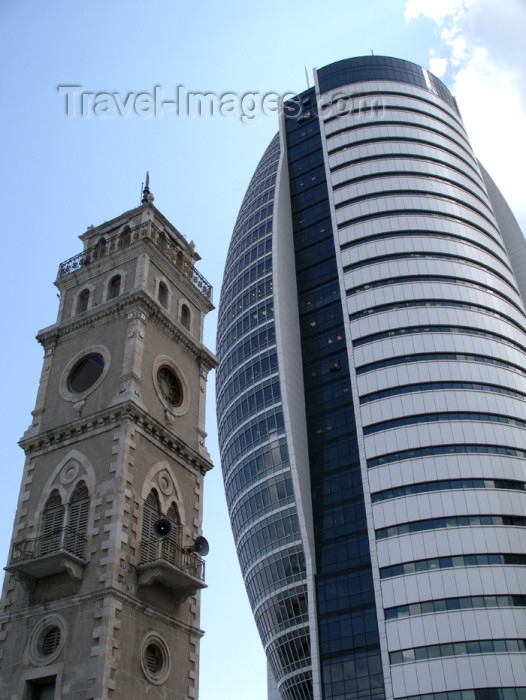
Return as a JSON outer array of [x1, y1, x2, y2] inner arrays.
[[68, 354, 104, 393]]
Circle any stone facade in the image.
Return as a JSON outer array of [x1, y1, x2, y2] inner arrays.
[[0, 199, 216, 699]]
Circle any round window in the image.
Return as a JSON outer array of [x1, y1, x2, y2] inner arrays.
[[157, 366, 182, 407], [68, 354, 104, 393], [40, 626, 61, 656], [145, 643, 163, 674], [140, 634, 170, 684], [28, 616, 66, 665]]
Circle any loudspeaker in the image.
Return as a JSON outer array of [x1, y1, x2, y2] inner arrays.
[[152, 518, 173, 539], [186, 535, 209, 556]]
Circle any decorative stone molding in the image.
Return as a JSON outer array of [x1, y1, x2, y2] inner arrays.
[[28, 614, 67, 666], [37, 291, 217, 372], [139, 632, 171, 685], [19, 404, 214, 475], [58, 344, 111, 404]]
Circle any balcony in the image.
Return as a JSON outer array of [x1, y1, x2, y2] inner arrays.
[[137, 538, 206, 602], [6, 528, 87, 587], [56, 220, 213, 302]]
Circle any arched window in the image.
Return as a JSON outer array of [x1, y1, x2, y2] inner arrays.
[[157, 231, 167, 252], [158, 281, 168, 308], [40, 490, 64, 555], [161, 502, 181, 564], [66, 482, 90, 558], [77, 289, 90, 314], [108, 275, 121, 300], [119, 226, 131, 248], [141, 490, 161, 564], [180, 304, 191, 330], [96, 237, 107, 259]]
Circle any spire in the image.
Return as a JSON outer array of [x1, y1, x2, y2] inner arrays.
[[141, 171, 154, 204]]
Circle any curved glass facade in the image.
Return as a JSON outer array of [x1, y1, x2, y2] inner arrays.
[[217, 56, 526, 700], [216, 135, 313, 700]]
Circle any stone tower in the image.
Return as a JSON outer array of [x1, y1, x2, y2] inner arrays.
[[0, 184, 217, 699]]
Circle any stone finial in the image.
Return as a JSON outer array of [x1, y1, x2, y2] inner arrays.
[[141, 171, 154, 204]]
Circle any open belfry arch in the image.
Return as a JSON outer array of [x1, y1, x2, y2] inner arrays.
[[0, 179, 217, 699]]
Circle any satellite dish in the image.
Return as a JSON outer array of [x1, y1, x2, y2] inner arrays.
[[152, 518, 173, 540], [186, 535, 209, 556]]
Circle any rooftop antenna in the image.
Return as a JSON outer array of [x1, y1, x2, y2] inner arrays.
[[371, 49, 374, 55], [141, 171, 154, 204], [304, 65, 310, 89]]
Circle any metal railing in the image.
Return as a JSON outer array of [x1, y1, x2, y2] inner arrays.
[[9, 527, 88, 564], [139, 538, 205, 582], [56, 220, 212, 302]]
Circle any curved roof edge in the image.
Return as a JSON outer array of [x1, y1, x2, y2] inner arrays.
[[317, 55, 458, 113]]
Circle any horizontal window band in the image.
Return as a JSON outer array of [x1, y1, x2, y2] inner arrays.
[[347, 273, 519, 312], [380, 552, 526, 579], [369, 443, 526, 469], [344, 249, 512, 281], [329, 137, 479, 184], [385, 594, 526, 620], [321, 87, 463, 127], [326, 119, 473, 162], [353, 324, 526, 354], [356, 352, 526, 377], [361, 380, 526, 405], [335, 188, 495, 230], [341, 223, 507, 256], [376, 513, 526, 541], [337, 207, 501, 247], [330, 151, 481, 193], [372, 478, 526, 503], [332, 169, 485, 201], [395, 688, 526, 700], [326, 104, 468, 143], [349, 299, 525, 336], [364, 411, 526, 436], [390, 638, 526, 665]]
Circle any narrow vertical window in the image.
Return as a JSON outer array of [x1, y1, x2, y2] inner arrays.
[[108, 275, 121, 300], [119, 226, 131, 248], [180, 304, 191, 330], [40, 491, 64, 555], [158, 281, 168, 308], [77, 289, 89, 314], [66, 482, 89, 558], [141, 490, 161, 564], [161, 502, 181, 564], [96, 237, 107, 259]]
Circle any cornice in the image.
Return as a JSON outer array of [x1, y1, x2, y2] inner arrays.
[[0, 585, 204, 637], [36, 290, 217, 371], [19, 402, 214, 475]]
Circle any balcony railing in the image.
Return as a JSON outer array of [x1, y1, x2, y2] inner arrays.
[[139, 538, 205, 582], [137, 538, 206, 601], [56, 220, 213, 302], [10, 527, 87, 564], [6, 527, 88, 585]]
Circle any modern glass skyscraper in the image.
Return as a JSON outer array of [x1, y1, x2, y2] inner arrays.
[[216, 56, 526, 700]]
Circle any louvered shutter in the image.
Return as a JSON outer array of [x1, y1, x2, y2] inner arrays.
[[161, 503, 181, 564], [141, 491, 160, 564], [66, 482, 89, 558], [40, 491, 64, 555]]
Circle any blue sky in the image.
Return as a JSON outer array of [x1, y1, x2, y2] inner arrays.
[[1, 1, 525, 698]]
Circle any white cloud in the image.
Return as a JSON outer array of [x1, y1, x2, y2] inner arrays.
[[429, 56, 448, 77], [404, 0, 464, 23], [452, 48, 526, 225], [449, 34, 467, 64], [405, 0, 526, 229]]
